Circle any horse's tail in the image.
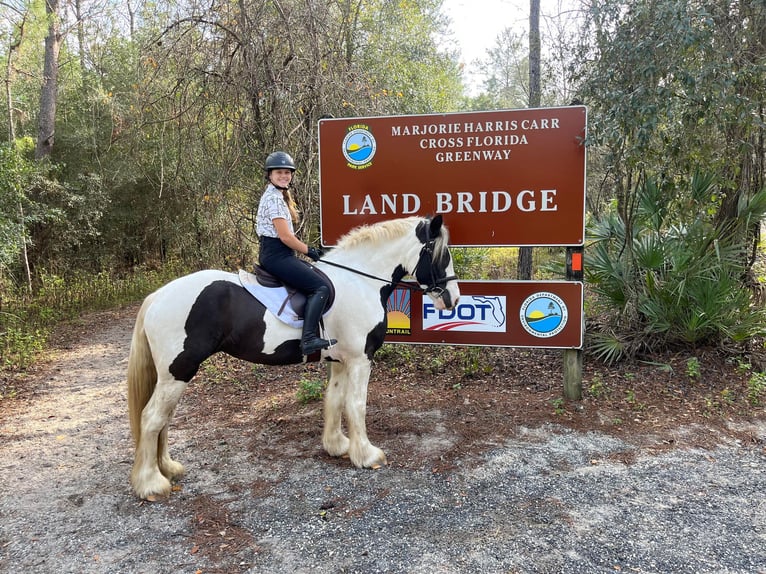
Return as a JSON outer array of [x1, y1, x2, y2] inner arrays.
[[127, 293, 157, 445]]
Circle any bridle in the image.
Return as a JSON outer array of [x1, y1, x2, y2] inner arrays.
[[412, 235, 458, 299]]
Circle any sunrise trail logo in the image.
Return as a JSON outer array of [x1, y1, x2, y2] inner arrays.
[[519, 292, 568, 338], [342, 124, 377, 170], [386, 287, 411, 335]]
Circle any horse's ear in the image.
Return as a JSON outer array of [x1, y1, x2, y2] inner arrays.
[[429, 214, 443, 237]]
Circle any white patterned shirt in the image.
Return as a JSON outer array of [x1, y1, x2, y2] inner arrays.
[[256, 185, 293, 238]]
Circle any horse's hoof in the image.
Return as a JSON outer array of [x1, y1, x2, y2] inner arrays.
[[160, 459, 185, 480], [131, 471, 172, 500], [323, 434, 350, 458], [363, 450, 387, 469], [372, 455, 388, 469]]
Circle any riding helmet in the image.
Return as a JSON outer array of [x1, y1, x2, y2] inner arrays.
[[265, 151, 296, 173]]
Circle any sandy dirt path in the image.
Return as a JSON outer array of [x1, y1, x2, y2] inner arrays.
[[1, 305, 766, 573]]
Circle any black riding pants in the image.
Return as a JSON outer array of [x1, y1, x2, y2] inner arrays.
[[258, 236, 326, 295]]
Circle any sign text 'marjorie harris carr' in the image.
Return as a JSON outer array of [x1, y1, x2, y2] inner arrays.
[[318, 106, 586, 247]]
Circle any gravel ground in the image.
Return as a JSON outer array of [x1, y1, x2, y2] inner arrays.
[[1, 306, 765, 574]]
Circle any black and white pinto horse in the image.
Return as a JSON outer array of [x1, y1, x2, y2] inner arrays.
[[127, 215, 460, 499]]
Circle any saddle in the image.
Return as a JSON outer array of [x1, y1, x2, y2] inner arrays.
[[238, 261, 335, 325]]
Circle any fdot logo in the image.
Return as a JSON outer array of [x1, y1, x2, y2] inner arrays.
[[342, 125, 376, 170], [519, 292, 568, 338], [423, 295, 506, 332]]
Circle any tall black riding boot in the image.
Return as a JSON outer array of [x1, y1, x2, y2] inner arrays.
[[301, 288, 336, 355]]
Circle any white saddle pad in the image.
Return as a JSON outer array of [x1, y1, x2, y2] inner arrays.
[[238, 269, 303, 328]]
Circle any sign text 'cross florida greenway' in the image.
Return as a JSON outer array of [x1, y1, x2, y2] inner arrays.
[[318, 106, 586, 349]]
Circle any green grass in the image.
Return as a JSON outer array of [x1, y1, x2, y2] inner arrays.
[[296, 377, 325, 404], [0, 262, 191, 370]]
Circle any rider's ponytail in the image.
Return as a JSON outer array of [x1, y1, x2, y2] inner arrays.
[[282, 189, 299, 225]]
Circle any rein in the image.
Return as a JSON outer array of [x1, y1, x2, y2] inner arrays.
[[317, 239, 457, 295], [317, 258, 416, 290]]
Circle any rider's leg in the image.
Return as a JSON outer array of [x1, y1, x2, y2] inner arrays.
[[301, 284, 336, 355]]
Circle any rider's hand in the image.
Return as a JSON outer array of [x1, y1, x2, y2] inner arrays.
[[306, 247, 323, 261]]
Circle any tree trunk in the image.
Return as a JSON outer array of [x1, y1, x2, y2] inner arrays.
[[518, 0, 541, 280], [5, 39, 16, 144], [19, 201, 32, 293], [35, 0, 61, 160], [528, 0, 541, 108], [5, 10, 28, 144], [74, 0, 87, 91]]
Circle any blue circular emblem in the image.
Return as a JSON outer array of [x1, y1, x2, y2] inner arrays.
[[342, 127, 377, 167], [519, 292, 568, 338]]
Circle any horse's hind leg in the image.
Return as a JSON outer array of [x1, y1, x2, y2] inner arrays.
[[131, 378, 186, 499], [158, 419, 185, 480], [323, 362, 350, 457]]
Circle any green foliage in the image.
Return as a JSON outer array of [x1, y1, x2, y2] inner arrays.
[[0, 146, 34, 273], [456, 346, 492, 378], [747, 372, 766, 406], [450, 248, 491, 279], [478, 28, 530, 108], [353, 0, 463, 114], [624, 389, 646, 411], [0, 262, 189, 371], [450, 247, 564, 281], [574, 0, 766, 251], [586, 173, 766, 363], [686, 357, 701, 380], [2, 0, 466, 290], [587, 374, 609, 398], [375, 343, 414, 364], [0, 321, 46, 370], [296, 377, 325, 404]]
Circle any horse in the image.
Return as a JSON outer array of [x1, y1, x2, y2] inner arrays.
[[127, 215, 460, 499]]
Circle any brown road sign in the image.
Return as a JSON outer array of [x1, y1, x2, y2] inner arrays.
[[385, 280, 584, 349], [318, 106, 586, 247]]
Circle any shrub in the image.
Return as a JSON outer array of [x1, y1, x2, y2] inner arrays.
[[586, 173, 766, 363]]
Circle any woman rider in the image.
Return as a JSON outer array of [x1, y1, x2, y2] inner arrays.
[[255, 151, 336, 355]]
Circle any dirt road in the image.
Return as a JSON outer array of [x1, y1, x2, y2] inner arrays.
[[1, 305, 765, 573]]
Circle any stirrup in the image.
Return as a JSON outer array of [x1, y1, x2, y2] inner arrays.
[[301, 337, 336, 355]]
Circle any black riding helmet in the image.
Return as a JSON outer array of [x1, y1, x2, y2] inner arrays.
[[265, 151, 296, 174], [264, 151, 296, 191]]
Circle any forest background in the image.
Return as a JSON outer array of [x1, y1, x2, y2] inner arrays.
[[0, 0, 765, 389]]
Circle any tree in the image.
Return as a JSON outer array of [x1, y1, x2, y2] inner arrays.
[[517, 0, 541, 281], [0, 0, 466, 280], [119, 0, 463, 259], [587, 172, 766, 362], [478, 27, 529, 109], [3, 1, 27, 142], [575, 0, 766, 358], [35, 0, 60, 159], [469, 0, 582, 111], [528, 0, 541, 109], [0, 144, 33, 290], [574, 0, 765, 225]]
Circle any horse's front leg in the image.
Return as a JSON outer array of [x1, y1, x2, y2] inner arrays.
[[343, 358, 386, 468], [323, 362, 350, 457]]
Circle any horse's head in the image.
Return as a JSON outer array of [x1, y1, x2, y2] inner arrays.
[[413, 215, 460, 311]]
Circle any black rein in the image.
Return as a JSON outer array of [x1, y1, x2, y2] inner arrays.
[[316, 243, 456, 294]]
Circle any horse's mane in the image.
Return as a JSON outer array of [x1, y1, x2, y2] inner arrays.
[[335, 216, 450, 262]]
